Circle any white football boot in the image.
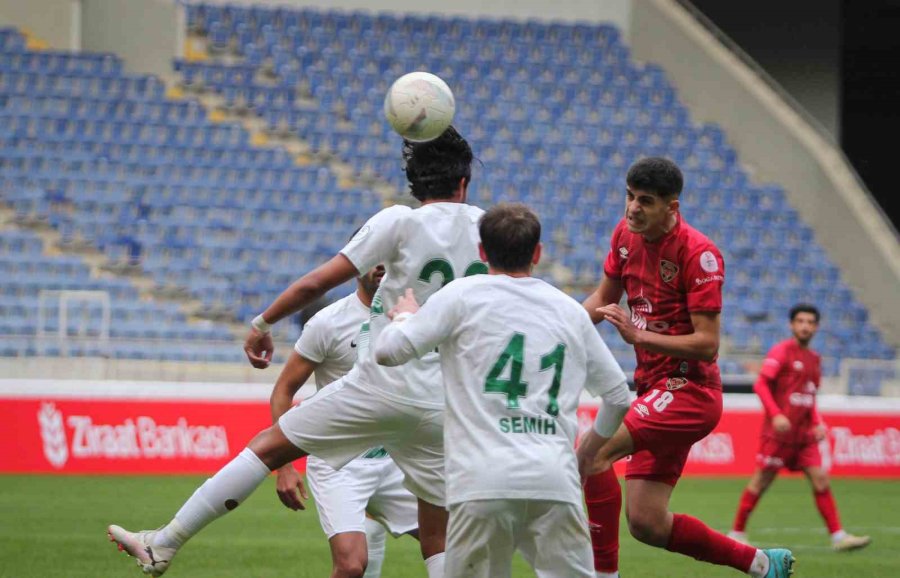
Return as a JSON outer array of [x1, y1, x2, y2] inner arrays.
[[107, 525, 176, 576]]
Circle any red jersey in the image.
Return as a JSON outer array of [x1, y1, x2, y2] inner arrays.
[[755, 339, 822, 445], [603, 217, 724, 393]]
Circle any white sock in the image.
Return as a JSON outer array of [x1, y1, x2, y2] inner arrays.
[[154, 448, 271, 549], [363, 518, 387, 578], [831, 529, 847, 542], [596, 572, 619, 578], [747, 549, 769, 577], [424, 552, 445, 578]]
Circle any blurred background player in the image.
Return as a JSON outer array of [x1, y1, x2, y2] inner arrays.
[[578, 157, 794, 578], [374, 203, 632, 578], [107, 127, 484, 577], [270, 260, 419, 578], [729, 304, 871, 552]]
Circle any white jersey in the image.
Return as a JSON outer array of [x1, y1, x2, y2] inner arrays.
[[294, 293, 387, 462], [388, 274, 628, 506], [294, 292, 369, 390], [340, 202, 485, 409]]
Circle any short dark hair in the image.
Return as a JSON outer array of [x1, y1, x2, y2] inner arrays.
[[626, 157, 683, 199], [403, 125, 473, 202], [790, 303, 820, 322], [479, 203, 541, 272]]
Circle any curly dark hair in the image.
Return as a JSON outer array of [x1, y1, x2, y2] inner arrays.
[[626, 157, 684, 199], [402, 126, 473, 202]]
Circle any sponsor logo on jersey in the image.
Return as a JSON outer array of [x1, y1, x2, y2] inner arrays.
[[634, 403, 650, 418], [699, 250, 719, 273], [792, 360, 804, 371], [629, 297, 670, 332], [619, 246, 629, 259], [666, 377, 688, 390], [789, 392, 815, 407], [694, 274, 724, 286], [660, 260, 679, 283]]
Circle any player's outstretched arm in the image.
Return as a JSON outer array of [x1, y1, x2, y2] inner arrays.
[[583, 276, 624, 324], [270, 351, 317, 511], [244, 255, 360, 368], [600, 306, 720, 361], [375, 287, 460, 366]]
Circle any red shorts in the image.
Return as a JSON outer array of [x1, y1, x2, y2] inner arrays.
[[623, 378, 722, 486], [756, 436, 822, 471]]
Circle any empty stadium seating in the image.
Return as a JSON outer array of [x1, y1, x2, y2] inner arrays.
[[0, 10, 895, 381], [174, 5, 894, 373]]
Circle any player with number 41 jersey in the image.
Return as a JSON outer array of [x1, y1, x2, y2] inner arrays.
[[376, 204, 632, 578]]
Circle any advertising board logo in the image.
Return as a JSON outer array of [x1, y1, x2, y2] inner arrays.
[[38, 403, 68, 469]]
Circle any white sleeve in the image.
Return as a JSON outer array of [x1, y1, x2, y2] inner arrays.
[[374, 285, 461, 366], [340, 205, 408, 274], [293, 314, 329, 364], [581, 313, 631, 437]]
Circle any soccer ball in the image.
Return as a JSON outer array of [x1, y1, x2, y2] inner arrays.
[[383, 71, 455, 142]]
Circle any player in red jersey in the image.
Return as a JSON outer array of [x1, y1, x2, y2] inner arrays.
[[729, 304, 871, 552], [575, 158, 794, 578]]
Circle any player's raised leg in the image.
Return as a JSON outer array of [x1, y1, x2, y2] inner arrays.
[[729, 467, 778, 544], [108, 424, 305, 576]]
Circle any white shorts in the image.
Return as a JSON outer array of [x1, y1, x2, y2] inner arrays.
[[279, 377, 446, 506], [445, 499, 593, 578], [306, 454, 419, 538]]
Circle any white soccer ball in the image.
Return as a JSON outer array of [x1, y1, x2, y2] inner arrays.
[[383, 71, 455, 142]]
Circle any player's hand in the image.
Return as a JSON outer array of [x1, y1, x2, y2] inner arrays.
[[244, 327, 274, 369], [388, 288, 420, 320], [772, 414, 791, 434], [813, 424, 827, 441], [275, 464, 308, 511], [597, 304, 640, 345], [575, 430, 611, 481]]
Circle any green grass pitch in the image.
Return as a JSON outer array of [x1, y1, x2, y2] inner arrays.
[[0, 475, 896, 577]]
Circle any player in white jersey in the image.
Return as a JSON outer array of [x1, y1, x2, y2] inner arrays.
[[270, 262, 418, 578], [107, 128, 481, 577], [374, 204, 632, 578]]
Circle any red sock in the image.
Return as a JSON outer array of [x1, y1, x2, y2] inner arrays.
[[814, 488, 842, 534], [732, 489, 760, 532], [666, 513, 757, 572], [584, 468, 621, 573]]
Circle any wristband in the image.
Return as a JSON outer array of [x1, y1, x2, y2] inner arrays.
[[393, 312, 414, 323], [252, 314, 273, 334]]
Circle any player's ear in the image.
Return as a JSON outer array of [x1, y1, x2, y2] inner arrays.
[[457, 177, 468, 203], [478, 243, 489, 265], [668, 197, 680, 215], [532, 242, 542, 266]]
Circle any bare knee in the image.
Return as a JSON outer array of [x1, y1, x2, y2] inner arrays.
[[247, 425, 306, 470], [626, 509, 671, 547], [332, 554, 367, 578], [747, 469, 776, 495]]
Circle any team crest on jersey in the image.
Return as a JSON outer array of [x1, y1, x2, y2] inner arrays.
[[660, 260, 679, 283], [619, 246, 629, 259], [666, 377, 688, 390], [634, 404, 650, 418], [792, 360, 804, 371]]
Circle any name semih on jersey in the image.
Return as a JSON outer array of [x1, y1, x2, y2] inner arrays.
[[498, 416, 557, 435]]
